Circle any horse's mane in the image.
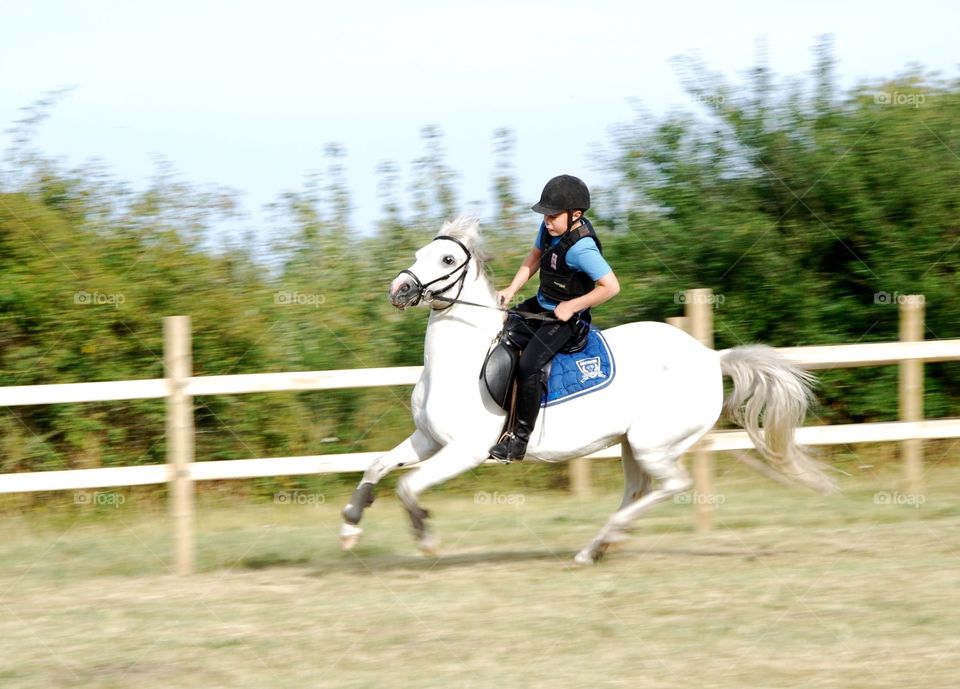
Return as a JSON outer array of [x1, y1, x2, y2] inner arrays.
[[436, 215, 492, 270]]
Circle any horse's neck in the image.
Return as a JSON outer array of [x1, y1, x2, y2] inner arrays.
[[423, 267, 503, 369]]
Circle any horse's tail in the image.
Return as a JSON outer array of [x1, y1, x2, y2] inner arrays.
[[719, 345, 837, 495]]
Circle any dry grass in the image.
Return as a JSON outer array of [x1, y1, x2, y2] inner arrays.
[[1, 462, 959, 688]]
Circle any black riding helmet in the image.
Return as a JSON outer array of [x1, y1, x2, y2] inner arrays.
[[531, 174, 591, 215]]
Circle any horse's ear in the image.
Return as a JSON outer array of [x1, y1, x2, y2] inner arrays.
[[441, 215, 482, 247], [460, 216, 481, 246]]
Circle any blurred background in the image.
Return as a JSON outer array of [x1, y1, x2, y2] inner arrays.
[[1, 1, 958, 491], [3, 4, 960, 688]]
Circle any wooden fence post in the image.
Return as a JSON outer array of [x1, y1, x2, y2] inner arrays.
[[165, 316, 195, 576], [685, 289, 715, 533], [899, 296, 924, 497], [569, 458, 592, 499]]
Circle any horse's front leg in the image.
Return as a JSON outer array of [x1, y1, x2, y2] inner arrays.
[[339, 429, 439, 550], [395, 443, 491, 556]]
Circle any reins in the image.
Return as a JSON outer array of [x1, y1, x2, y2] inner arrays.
[[429, 294, 559, 321], [396, 234, 559, 321]]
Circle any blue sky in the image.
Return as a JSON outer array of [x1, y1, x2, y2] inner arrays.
[[2, 0, 957, 238]]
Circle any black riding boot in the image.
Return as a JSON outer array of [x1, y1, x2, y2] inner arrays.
[[489, 373, 542, 461]]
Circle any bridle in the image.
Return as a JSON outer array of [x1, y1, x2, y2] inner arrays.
[[396, 234, 563, 322], [396, 235, 473, 310]]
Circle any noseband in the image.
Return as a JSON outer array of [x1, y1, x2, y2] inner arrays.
[[397, 235, 472, 310]]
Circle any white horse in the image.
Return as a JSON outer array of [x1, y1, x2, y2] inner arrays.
[[340, 217, 834, 564]]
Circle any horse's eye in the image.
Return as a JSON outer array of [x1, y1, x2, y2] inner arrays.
[[442, 255, 455, 266]]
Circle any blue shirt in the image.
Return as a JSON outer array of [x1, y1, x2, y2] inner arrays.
[[534, 221, 612, 309]]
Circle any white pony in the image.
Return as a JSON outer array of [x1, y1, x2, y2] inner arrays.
[[340, 217, 834, 564]]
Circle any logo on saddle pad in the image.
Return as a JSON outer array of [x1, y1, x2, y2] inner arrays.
[[575, 356, 605, 382]]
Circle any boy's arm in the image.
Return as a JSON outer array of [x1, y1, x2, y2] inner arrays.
[[554, 271, 620, 322], [497, 248, 542, 305]]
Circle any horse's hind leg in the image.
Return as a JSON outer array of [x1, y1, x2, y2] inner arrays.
[[619, 442, 652, 510], [600, 443, 654, 553], [607, 438, 651, 546], [574, 432, 698, 565]]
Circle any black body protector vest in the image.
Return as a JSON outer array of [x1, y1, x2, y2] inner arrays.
[[538, 217, 604, 307]]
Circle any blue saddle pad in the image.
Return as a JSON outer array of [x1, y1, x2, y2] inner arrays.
[[542, 328, 615, 407]]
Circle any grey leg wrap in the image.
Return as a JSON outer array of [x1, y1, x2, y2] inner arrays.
[[406, 504, 432, 539], [342, 482, 376, 525]]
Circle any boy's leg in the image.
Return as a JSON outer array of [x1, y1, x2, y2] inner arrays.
[[489, 318, 577, 460]]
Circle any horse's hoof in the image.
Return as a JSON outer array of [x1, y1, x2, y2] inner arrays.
[[573, 549, 598, 565], [417, 533, 441, 558], [339, 523, 363, 551], [573, 543, 608, 565]]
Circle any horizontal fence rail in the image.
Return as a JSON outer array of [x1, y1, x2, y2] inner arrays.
[[4, 419, 960, 495], [778, 339, 960, 369], [2, 345, 958, 488], [1, 295, 956, 573], [0, 379, 168, 406], [3, 340, 959, 408]]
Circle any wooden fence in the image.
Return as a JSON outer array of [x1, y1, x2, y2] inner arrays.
[[1, 292, 959, 574]]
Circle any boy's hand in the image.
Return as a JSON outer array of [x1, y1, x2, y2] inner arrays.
[[554, 301, 577, 322], [496, 289, 515, 307]]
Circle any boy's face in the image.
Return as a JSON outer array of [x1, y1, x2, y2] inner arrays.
[[543, 210, 582, 237]]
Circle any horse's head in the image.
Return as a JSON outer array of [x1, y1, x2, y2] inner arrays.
[[389, 216, 488, 309]]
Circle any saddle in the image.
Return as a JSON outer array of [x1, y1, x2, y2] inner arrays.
[[480, 314, 590, 412]]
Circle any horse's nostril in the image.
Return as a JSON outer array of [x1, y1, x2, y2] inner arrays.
[[398, 283, 409, 294]]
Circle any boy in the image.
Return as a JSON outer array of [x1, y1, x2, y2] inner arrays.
[[490, 174, 620, 461]]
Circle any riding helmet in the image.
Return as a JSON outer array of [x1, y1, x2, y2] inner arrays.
[[531, 174, 591, 214]]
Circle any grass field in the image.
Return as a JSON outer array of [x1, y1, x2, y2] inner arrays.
[[1, 459, 958, 688]]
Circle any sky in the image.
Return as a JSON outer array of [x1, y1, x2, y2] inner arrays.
[[2, 0, 957, 240]]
